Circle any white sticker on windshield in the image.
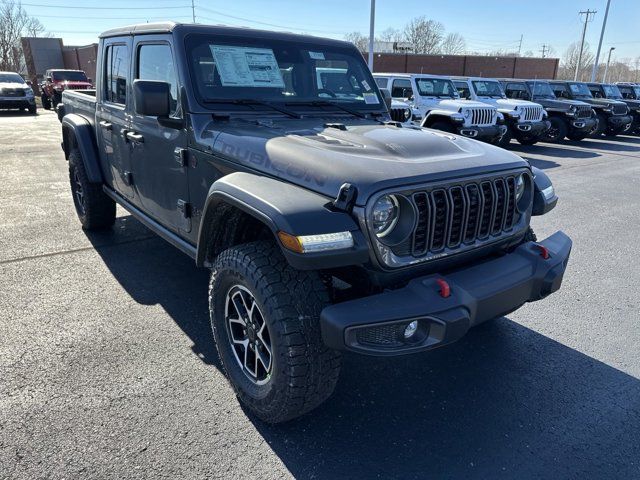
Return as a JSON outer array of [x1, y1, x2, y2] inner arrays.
[[309, 51, 325, 60], [363, 92, 379, 104], [210, 45, 284, 88], [361, 80, 371, 91]]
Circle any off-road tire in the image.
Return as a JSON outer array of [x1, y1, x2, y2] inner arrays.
[[428, 121, 455, 134], [523, 227, 537, 243], [496, 127, 513, 148], [517, 136, 538, 146], [543, 117, 568, 143], [41, 95, 51, 110], [209, 241, 341, 424], [566, 131, 589, 141], [68, 149, 116, 230], [28, 105, 37, 115], [589, 113, 607, 138]]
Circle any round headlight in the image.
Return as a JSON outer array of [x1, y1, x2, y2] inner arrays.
[[404, 108, 411, 120], [372, 195, 399, 237], [464, 109, 471, 118], [515, 174, 526, 202]]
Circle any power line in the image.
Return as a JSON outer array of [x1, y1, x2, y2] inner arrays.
[[21, 2, 190, 9]]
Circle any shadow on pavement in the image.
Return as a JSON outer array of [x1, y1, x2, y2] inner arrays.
[[509, 143, 600, 160], [0, 109, 39, 117], [565, 138, 640, 152], [87, 215, 640, 480]]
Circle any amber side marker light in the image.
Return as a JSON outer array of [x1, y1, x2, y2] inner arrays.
[[278, 231, 354, 254]]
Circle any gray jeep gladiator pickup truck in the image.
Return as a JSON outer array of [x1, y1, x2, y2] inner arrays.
[[60, 22, 571, 423]]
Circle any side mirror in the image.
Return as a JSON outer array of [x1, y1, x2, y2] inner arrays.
[[133, 79, 171, 117], [380, 89, 392, 110]]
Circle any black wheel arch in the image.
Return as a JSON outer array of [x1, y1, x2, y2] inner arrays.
[[61, 114, 103, 183], [195, 172, 370, 270]]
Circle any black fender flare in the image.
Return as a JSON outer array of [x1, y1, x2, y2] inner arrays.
[[61, 114, 103, 183], [196, 172, 370, 270], [531, 166, 558, 216]]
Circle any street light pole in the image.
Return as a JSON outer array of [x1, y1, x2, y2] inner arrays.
[[591, 0, 612, 82], [603, 47, 615, 82], [368, 0, 375, 71]]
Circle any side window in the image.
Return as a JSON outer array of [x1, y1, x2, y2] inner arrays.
[[374, 77, 388, 89], [137, 43, 178, 115], [105, 44, 129, 104], [504, 83, 524, 99], [391, 79, 412, 98], [551, 84, 565, 97], [589, 87, 602, 98], [454, 82, 470, 99]]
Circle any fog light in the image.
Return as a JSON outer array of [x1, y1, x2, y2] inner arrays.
[[404, 320, 419, 339]]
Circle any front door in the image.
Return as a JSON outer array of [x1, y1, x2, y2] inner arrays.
[[96, 37, 134, 199], [128, 37, 189, 233]]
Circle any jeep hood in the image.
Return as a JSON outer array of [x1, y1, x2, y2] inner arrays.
[[582, 98, 626, 108], [435, 99, 494, 110], [0, 82, 28, 89], [493, 98, 540, 110], [535, 98, 588, 110], [193, 117, 527, 205]]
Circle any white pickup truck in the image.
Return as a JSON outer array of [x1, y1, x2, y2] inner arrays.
[[452, 77, 550, 147], [373, 73, 506, 143]]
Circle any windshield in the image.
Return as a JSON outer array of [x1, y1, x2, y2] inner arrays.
[[472, 80, 504, 98], [0, 73, 25, 84], [568, 82, 593, 98], [186, 34, 383, 110], [527, 81, 556, 99], [602, 84, 623, 99], [415, 78, 459, 98], [51, 71, 88, 82]]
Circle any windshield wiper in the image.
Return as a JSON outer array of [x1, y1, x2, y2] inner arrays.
[[285, 100, 384, 122], [203, 98, 303, 119]]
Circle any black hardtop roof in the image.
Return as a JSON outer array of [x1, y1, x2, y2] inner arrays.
[[99, 21, 352, 48], [497, 78, 553, 83]]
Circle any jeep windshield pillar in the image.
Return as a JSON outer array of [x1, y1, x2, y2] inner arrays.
[[59, 22, 572, 423]]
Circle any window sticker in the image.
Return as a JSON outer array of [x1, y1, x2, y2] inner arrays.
[[363, 92, 379, 104], [361, 80, 371, 91], [309, 51, 325, 60], [209, 45, 284, 88]]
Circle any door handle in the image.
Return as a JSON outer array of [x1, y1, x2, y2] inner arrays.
[[99, 120, 112, 130], [125, 131, 144, 144]]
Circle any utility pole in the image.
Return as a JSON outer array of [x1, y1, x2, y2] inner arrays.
[[603, 47, 615, 82], [517, 34, 523, 56], [540, 44, 548, 58], [574, 9, 597, 81], [368, 0, 375, 71], [191, 0, 196, 23], [591, 0, 612, 82]]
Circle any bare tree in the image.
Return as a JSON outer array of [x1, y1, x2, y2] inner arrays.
[[403, 16, 444, 54], [558, 41, 595, 81], [0, 0, 47, 72], [440, 32, 466, 55], [344, 31, 369, 53], [378, 27, 403, 43]]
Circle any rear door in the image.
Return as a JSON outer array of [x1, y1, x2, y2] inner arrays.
[[96, 36, 135, 198], [128, 36, 189, 233]]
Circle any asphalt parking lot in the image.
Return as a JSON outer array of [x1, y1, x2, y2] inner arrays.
[[1, 108, 639, 480]]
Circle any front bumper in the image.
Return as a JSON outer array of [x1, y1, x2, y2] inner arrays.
[[321, 231, 572, 356], [0, 97, 35, 109], [607, 114, 633, 130], [569, 117, 597, 132], [513, 119, 550, 138], [456, 124, 507, 142]]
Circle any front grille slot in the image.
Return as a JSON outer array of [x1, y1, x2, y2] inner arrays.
[[471, 108, 494, 126], [520, 106, 543, 122], [576, 106, 592, 118], [612, 104, 627, 115], [389, 107, 406, 122], [408, 174, 522, 258]]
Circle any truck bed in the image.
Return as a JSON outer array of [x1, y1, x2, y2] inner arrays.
[[61, 89, 96, 126]]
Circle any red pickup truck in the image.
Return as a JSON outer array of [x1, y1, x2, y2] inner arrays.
[[40, 69, 92, 110]]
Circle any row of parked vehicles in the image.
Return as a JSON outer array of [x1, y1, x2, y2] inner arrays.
[[374, 73, 640, 147]]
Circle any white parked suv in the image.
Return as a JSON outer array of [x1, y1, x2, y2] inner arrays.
[[452, 77, 549, 146], [373, 73, 506, 143]]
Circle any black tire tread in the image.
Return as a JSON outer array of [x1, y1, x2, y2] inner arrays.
[[209, 241, 341, 423], [68, 149, 115, 230]]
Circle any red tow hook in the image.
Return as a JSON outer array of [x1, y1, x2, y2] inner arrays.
[[436, 278, 451, 298], [535, 243, 550, 259]]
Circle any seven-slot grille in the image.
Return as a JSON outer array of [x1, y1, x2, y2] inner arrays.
[[410, 174, 520, 257], [469, 107, 495, 126], [575, 105, 592, 119], [519, 105, 543, 122], [612, 104, 628, 115]]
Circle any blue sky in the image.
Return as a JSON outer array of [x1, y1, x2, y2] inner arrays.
[[21, 0, 640, 61]]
